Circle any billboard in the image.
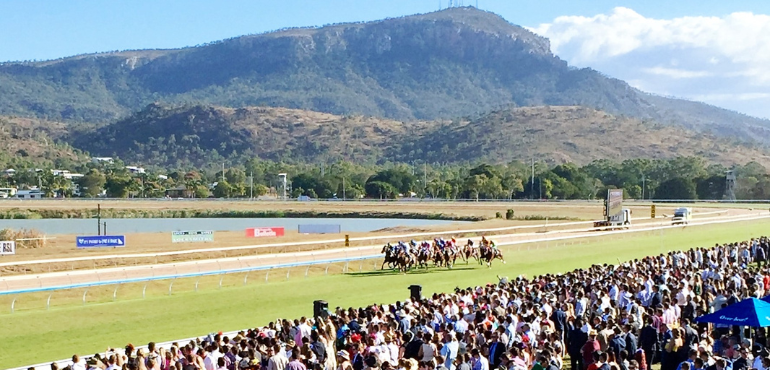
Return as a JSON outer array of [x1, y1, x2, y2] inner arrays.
[[0, 241, 15, 255], [77, 235, 126, 248], [607, 189, 624, 222], [246, 227, 285, 238], [298, 224, 341, 234], [171, 230, 214, 243]]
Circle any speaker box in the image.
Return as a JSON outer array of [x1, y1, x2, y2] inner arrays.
[[313, 300, 329, 319], [409, 285, 422, 300]]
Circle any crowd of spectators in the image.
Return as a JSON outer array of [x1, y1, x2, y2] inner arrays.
[[57, 236, 770, 370]]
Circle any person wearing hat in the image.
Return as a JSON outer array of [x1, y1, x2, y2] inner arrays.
[[582, 330, 601, 370], [337, 350, 353, 370], [85, 358, 100, 370]]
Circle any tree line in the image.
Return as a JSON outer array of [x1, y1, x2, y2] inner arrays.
[[2, 156, 769, 200]]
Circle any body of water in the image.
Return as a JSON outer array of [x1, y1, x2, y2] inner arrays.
[[0, 218, 465, 235]]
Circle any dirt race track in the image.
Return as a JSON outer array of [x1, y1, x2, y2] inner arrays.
[[1, 208, 765, 294]]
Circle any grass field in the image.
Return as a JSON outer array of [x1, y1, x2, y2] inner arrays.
[[2, 218, 770, 368]]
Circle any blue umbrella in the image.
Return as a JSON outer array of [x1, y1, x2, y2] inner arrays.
[[695, 297, 770, 328]]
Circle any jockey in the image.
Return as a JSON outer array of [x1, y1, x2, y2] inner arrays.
[[481, 236, 488, 247], [490, 240, 498, 252], [467, 239, 474, 248]]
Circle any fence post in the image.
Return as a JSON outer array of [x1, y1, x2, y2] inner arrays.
[[243, 273, 249, 285], [325, 264, 330, 275], [11, 297, 16, 313], [305, 266, 310, 277], [168, 280, 174, 296], [46, 293, 52, 310], [195, 279, 199, 292], [82, 289, 88, 305], [142, 284, 147, 299], [113, 285, 119, 302]]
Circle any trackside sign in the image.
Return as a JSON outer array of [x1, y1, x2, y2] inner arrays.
[[246, 227, 285, 237], [171, 230, 214, 243], [76, 236, 126, 248]]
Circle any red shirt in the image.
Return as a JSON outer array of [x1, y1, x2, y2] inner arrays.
[[582, 339, 600, 365]]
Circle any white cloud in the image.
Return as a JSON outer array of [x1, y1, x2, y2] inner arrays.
[[643, 66, 712, 79], [530, 7, 770, 117]]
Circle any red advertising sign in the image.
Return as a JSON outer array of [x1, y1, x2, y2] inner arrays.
[[246, 227, 285, 237]]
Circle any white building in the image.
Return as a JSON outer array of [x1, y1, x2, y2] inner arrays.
[[126, 166, 146, 174], [15, 189, 44, 199], [91, 157, 114, 164], [3, 169, 16, 176]]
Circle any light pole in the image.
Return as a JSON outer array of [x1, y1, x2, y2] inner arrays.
[[641, 173, 645, 200]]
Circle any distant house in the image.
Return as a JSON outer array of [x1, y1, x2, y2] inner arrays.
[[125, 166, 146, 174], [15, 189, 44, 199], [157, 174, 168, 180], [51, 169, 70, 176], [165, 185, 190, 198], [91, 157, 114, 164], [3, 169, 16, 176]]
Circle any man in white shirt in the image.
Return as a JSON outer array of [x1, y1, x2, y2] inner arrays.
[[267, 344, 289, 370], [299, 317, 312, 339], [71, 355, 87, 370]]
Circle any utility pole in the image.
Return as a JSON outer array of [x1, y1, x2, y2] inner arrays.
[[641, 173, 645, 200], [222, 163, 225, 183], [424, 163, 428, 194], [250, 172, 254, 200], [531, 158, 535, 200], [342, 177, 346, 200]]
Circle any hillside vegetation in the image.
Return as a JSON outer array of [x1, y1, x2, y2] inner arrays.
[[1, 7, 769, 143], [73, 104, 770, 169], [0, 116, 88, 169]]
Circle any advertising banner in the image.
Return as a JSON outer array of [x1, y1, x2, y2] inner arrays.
[[246, 227, 285, 238], [76, 235, 126, 248], [607, 189, 624, 222], [171, 230, 214, 243], [0, 240, 15, 255], [298, 224, 341, 234]]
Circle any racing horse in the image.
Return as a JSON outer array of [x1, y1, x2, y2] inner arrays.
[[380, 244, 398, 270], [416, 247, 433, 269], [479, 244, 506, 268]]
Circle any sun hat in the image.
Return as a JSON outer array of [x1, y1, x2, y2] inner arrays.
[[337, 350, 350, 360]]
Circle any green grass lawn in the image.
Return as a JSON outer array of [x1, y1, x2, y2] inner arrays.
[[2, 219, 770, 368]]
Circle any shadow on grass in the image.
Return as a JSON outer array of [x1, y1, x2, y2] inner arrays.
[[348, 266, 477, 278]]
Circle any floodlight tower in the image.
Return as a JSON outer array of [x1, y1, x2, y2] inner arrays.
[[278, 173, 288, 200], [725, 170, 736, 201]]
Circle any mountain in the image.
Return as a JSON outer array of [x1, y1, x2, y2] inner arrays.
[[2, 7, 770, 143], [73, 103, 770, 168], [0, 116, 89, 169]]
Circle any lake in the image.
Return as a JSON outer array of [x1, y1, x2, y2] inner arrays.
[[0, 218, 466, 235]]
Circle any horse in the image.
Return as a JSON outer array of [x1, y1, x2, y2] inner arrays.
[[380, 244, 398, 270], [479, 245, 506, 268], [395, 251, 415, 272], [416, 248, 432, 269]]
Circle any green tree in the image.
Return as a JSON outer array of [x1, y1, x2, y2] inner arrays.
[[365, 181, 397, 199], [654, 177, 696, 200], [213, 180, 232, 198], [78, 169, 106, 197]]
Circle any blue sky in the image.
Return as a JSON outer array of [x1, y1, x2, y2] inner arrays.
[[2, 0, 770, 117]]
